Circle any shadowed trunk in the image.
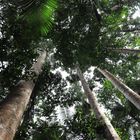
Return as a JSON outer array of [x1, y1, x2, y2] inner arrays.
[[77, 66, 121, 140], [0, 51, 47, 140], [98, 68, 140, 110]]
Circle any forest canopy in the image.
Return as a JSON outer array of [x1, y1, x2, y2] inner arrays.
[[0, 0, 140, 140]]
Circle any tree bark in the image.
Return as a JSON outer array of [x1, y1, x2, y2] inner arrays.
[[0, 51, 47, 140], [107, 48, 140, 54], [77, 66, 121, 140], [98, 68, 140, 110]]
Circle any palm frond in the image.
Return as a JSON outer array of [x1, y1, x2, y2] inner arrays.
[[19, 0, 58, 35]]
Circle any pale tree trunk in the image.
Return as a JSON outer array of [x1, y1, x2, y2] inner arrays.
[[97, 68, 140, 110], [77, 67, 121, 140], [0, 51, 47, 140], [107, 48, 140, 54]]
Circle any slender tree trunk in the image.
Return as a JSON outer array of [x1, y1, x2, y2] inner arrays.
[[97, 68, 140, 110], [0, 51, 47, 140], [77, 66, 121, 140], [107, 48, 140, 54]]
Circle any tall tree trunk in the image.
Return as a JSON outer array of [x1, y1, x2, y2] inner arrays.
[[77, 67, 121, 140], [107, 48, 140, 54], [14, 72, 43, 139], [97, 68, 140, 110], [0, 51, 47, 140]]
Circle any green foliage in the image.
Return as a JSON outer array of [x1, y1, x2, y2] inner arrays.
[[1, 0, 140, 140], [19, 0, 58, 35], [116, 128, 129, 140], [51, 0, 107, 68], [65, 104, 106, 140], [33, 123, 66, 140]]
